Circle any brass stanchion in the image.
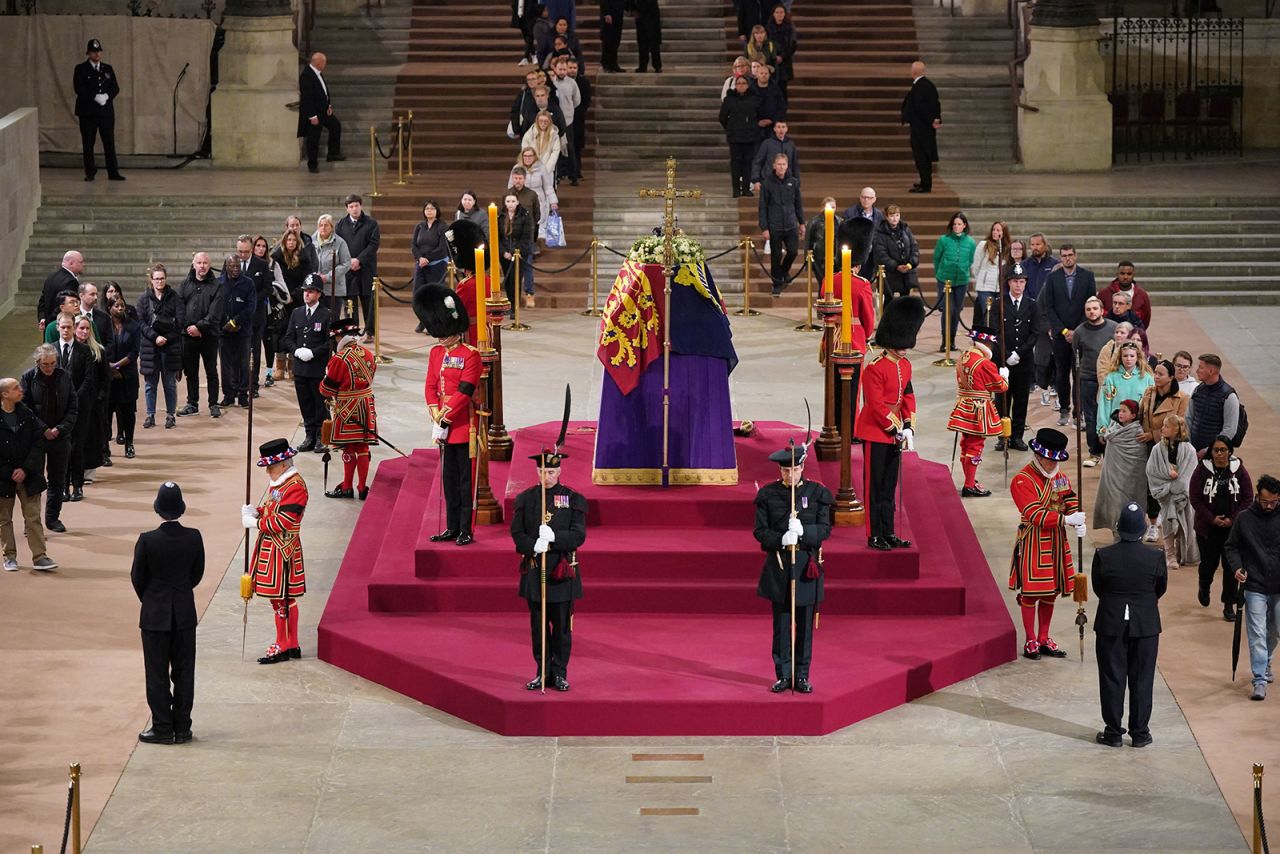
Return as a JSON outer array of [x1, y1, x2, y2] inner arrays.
[[735, 237, 759, 317], [932, 279, 956, 367], [580, 238, 602, 317], [372, 277, 391, 364], [1254, 763, 1265, 854], [446, 259, 457, 291], [795, 250, 820, 332], [394, 116, 406, 186], [69, 762, 81, 854], [875, 264, 886, 321], [487, 295, 513, 460], [32, 846, 43, 853], [473, 348, 502, 524], [405, 110, 415, 177], [814, 293, 843, 462], [831, 344, 865, 527], [367, 126, 380, 197], [506, 250, 531, 331]]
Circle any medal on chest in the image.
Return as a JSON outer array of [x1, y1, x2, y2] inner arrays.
[[443, 355, 465, 369], [270, 488, 282, 502], [553, 494, 569, 509], [800, 496, 809, 510]]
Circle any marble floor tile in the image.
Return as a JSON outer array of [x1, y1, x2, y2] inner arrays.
[[553, 744, 781, 800], [550, 793, 788, 852], [786, 794, 1033, 851], [777, 743, 1014, 796]]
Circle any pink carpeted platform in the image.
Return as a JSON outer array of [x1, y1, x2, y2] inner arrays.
[[318, 422, 1016, 736]]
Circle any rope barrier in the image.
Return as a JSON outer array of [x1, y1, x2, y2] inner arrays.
[[524, 243, 593, 274], [57, 777, 73, 854], [371, 126, 399, 161], [747, 240, 806, 286], [1257, 764, 1270, 854], [1258, 784, 1270, 854]]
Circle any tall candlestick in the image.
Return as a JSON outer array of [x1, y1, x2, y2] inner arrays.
[[840, 245, 853, 346], [475, 246, 488, 348], [487, 203, 501, 303], [823, 206, 835, 299]]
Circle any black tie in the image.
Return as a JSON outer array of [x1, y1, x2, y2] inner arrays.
[[1013, 299, 1019, 312], [63, 343, 70, 365]]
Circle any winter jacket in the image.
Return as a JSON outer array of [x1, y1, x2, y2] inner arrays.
[[218, 273, 255, 339], [1224, 500, 1280, 596], [136, 286, 185, 375], [751, 80, 787, 138], [271, 244, 318, 306], [498, 206, 536, 258], [758, 172, 804, 232], [19, 366, 77, 438], [311, 231, 352, 296], [750, 134, 798, 185], [519, 124, 562, 175], [0, 402, 47, 498], [932, 230, 976, 286], [1190, 457, 1253, 539], [970, 240, 1005, 294], [107, 312, 141, 379], [719, 89, 760, 144], [454, 207, 489, 240], [178, 268, 224, 337], [511, 161, 558, 228], [872, 218, 921, 292]]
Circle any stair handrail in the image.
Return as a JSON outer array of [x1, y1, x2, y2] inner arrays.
[[1008, 0, 1039, 163]]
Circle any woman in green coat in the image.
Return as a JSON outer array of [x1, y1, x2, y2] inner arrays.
[[932, 212, 976, 351]]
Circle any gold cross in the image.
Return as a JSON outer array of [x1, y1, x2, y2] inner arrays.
[[638, 157, 702, 272]]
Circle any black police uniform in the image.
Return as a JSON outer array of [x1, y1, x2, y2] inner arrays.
[[754, 473, 833, 690], [283, 297, 333, 449], [512, 479, 587, 688], [1092, 529, 1167, 745], [73, 42, 122, 181]]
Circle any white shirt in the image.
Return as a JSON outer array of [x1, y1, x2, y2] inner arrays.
[[1179, 377, 1200, 397], [309, 64, 328, 98]]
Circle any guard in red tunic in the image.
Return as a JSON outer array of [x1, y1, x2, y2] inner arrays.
[[947, 325, 1009, 498], [416, 283, 482, 546], [242, 438, 308, 665], [1009, 428, 1088, 660], [832, 217, 877, 422], [444, 219, 485, 346], [855, 296, 925, 551], [319, 317, 378, 500]]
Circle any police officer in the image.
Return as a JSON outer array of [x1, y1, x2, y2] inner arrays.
[[754, 443, 833, 693], [73, 39, 124, 182], [284, 275, 333, 452], [512, 450, 588, 692], [418, 284, 481, 545], [1092, 502, 1167, 747]]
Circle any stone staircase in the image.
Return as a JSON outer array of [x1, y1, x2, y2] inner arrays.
[[952, 196, 1280, 305], [14, 195, 339, 315]]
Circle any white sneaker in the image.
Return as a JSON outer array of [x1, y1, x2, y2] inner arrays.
[[1143, 524, 1160, 543], [517, 56, 530, 66], [1057, 413, 1069, 427], [1082, 455, 1100, 468], [1040, 391, 1051, 407], [1050, 388, 1059, 398], [2, 558, 17, 572]]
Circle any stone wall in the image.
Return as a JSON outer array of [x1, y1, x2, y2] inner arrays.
[[0, 109, 40, 320]]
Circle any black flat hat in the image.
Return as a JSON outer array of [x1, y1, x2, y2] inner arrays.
[[1029, 428, 1069, 461], [768, 445, 806, 466], [257, 438, 297, 467], [529, 451, 566, 468]]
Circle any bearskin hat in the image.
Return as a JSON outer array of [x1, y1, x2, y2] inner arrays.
[[445, 220, 488, 272], [874, 295, 926, 350], [835, 216, 875, 273], [413, 283, 470, 339]]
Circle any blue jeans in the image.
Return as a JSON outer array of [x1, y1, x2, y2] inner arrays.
[[144, 370, 178, 416], [1243, 590, 1279, 686]]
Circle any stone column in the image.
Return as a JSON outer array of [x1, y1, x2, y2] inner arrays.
[[210, 0, 300, 167], [1018, 0, 1112, 171], [1243, 21, 1280, 150]]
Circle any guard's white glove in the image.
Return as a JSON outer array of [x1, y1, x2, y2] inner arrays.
[[999, 367, 1010, 381], [94, 93, 109, 106], [899, 427, 915, 452], [1006, 351, 1021, 367], [1063, 511, 1086, 527], [241, 504, 259, 529], [431, 422, 449, 444], [781, 530, 799, 547], [1074, 523, 1088, 539], [444, 229, 454, 243], [533, 537, 550, 554], [787, 516, 803, 536], [294, 347, 313, 362], [538, 524, 556, 542]]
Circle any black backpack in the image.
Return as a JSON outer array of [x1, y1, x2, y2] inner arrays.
[[1232, 397, 1248, 448]]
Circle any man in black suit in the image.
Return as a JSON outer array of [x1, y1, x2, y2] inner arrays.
[[73, 39, 124, 182], [37, 251, 83, 333], [334, 194, 380, 338], [235, 236, 273, 396], [19, 345, 78, 534], [599, 0, 626, 72], [131, 481, 204, 745], [1040, 244, 1096, 427], [284, 276, 333, 452], [997, 263, 1040, 452], [75, 282, 114, 348], [901, 60, 941, 194], [297, 52, 343, 174], [1092, 502, 1167, 747]]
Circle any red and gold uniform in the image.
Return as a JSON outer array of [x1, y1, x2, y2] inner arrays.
[[425, 338, 483, 538], [1008, 450, 1079, 657], [947, 345, 1008, 491], [320, 339, 378, 494], [855, 350, 916, 543], [247, 449, 308, 663]]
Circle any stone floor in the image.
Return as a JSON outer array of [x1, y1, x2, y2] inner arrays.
[[66, 302, 1275, 853]]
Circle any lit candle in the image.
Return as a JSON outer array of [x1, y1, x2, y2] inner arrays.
[[823, 206, 835, 299], [487, 203, 500, 304], [475, 246, 488, 348], [840, 245, 852, 347]]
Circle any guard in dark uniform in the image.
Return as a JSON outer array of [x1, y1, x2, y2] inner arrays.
[[1092, 502, 1167, 748], [418, 284, 482, 545], [131, 482, 204, 744], [73, 39, 124, 182], [754, 442, 834, 693], [512, 450, 588, 692], [283, 274, 333, 452]]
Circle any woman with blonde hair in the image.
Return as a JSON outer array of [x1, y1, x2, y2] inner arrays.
[[511, 147, 558, 242], [745, 24, 779, 75], [1146, 413, 1199, 571], [1098, 340, 1154, 428], [70, 315, 109, 494], [520, 111, 561, 178], [970, 220, 1010, 328]]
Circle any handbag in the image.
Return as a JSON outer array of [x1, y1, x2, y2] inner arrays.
[[545, 210, 566, 248]]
